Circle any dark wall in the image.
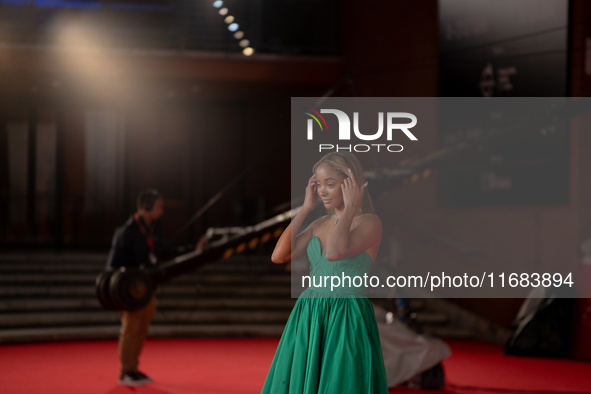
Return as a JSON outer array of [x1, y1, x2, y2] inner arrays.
[[0, 94, 302, 248], [340, 0, 439, 97], [570, 0, 591, 97], [336, 0, 591, 327], [0, 46, 337, 248]]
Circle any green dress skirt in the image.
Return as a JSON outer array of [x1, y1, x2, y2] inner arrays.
[[261, 236, 389, 393]]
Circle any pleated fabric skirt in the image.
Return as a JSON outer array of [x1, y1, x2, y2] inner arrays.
[[261, 289, 389, 393]]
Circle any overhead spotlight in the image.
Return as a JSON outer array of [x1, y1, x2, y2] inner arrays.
[[234, 31, 244, 39], [243, 47, 254, 56], [228, 23, 239, 32], [224, 15, 234, 23], [219, 7, 228, 15], [239, 39, 249, 48], [213, 0, 223, 8]]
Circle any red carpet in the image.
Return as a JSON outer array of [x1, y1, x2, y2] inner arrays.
[[0, 338, 589, 394]]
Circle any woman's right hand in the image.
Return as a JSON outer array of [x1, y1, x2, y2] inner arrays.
[[302, 174, 318, 211]]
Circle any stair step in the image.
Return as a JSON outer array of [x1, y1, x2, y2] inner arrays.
[[0, 254, 275, 268], [0, 263, 106, 272], [0, 253, 480, 342], [0, 298, 102, 311], [0, 284, 291, 297], [0, 297, 297, 312], [0, 286, 97, 297], [0, 310, 292, 327], [159, 285, 292, 297], [0, 254, 108, 264], [0, 273, 291, 285], [0, 253, 272, 261], [169, 273, 290, 283], [0, 324, 286, 344], [0, 263, 283, 274], [0, 274, 101, 282]]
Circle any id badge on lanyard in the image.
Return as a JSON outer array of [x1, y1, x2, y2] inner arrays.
[[134, 213, 157, 265]]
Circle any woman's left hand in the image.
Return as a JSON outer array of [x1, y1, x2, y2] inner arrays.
[[341, 169, 367, 210]]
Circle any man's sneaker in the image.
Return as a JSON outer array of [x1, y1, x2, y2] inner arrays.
[[135, 370, 154, 383], [118, 371, 149, 386]]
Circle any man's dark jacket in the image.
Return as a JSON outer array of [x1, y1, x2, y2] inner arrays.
[[106, 215, 194, 269]]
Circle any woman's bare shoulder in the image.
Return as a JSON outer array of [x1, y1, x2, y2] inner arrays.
[[353, 213, 382, 228], [311, 215, 330, 227], [355, 212, 381, 222], [300, 215, 330, 236]]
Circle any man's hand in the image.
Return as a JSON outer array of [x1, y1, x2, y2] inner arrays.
[[196, 234, 208, 251]]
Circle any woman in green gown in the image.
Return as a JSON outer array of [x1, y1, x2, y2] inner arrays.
[[261, 152, 389, 393]]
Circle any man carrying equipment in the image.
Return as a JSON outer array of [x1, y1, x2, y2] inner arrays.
[[106, 189, 206, 386]]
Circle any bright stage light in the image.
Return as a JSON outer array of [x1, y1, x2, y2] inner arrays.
[[234, 31, 244, 39], [224, 15, 234, 23], [219, 7, 228, 15], [213, 0, 223, 8], [228, 23, 239, 32], [239, 39, 249, 48], [243, 47, 254, 56]]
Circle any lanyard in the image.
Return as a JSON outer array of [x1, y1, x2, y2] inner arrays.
[[134, 213, 155, 254]]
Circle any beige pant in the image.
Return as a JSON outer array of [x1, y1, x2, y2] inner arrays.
[[118, 296, 156, 375]]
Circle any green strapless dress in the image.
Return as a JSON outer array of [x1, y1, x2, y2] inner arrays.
[[261, 235, 389, 393]]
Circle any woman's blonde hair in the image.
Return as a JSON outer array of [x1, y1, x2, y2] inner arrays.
[[312, 152, 375, 216]]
